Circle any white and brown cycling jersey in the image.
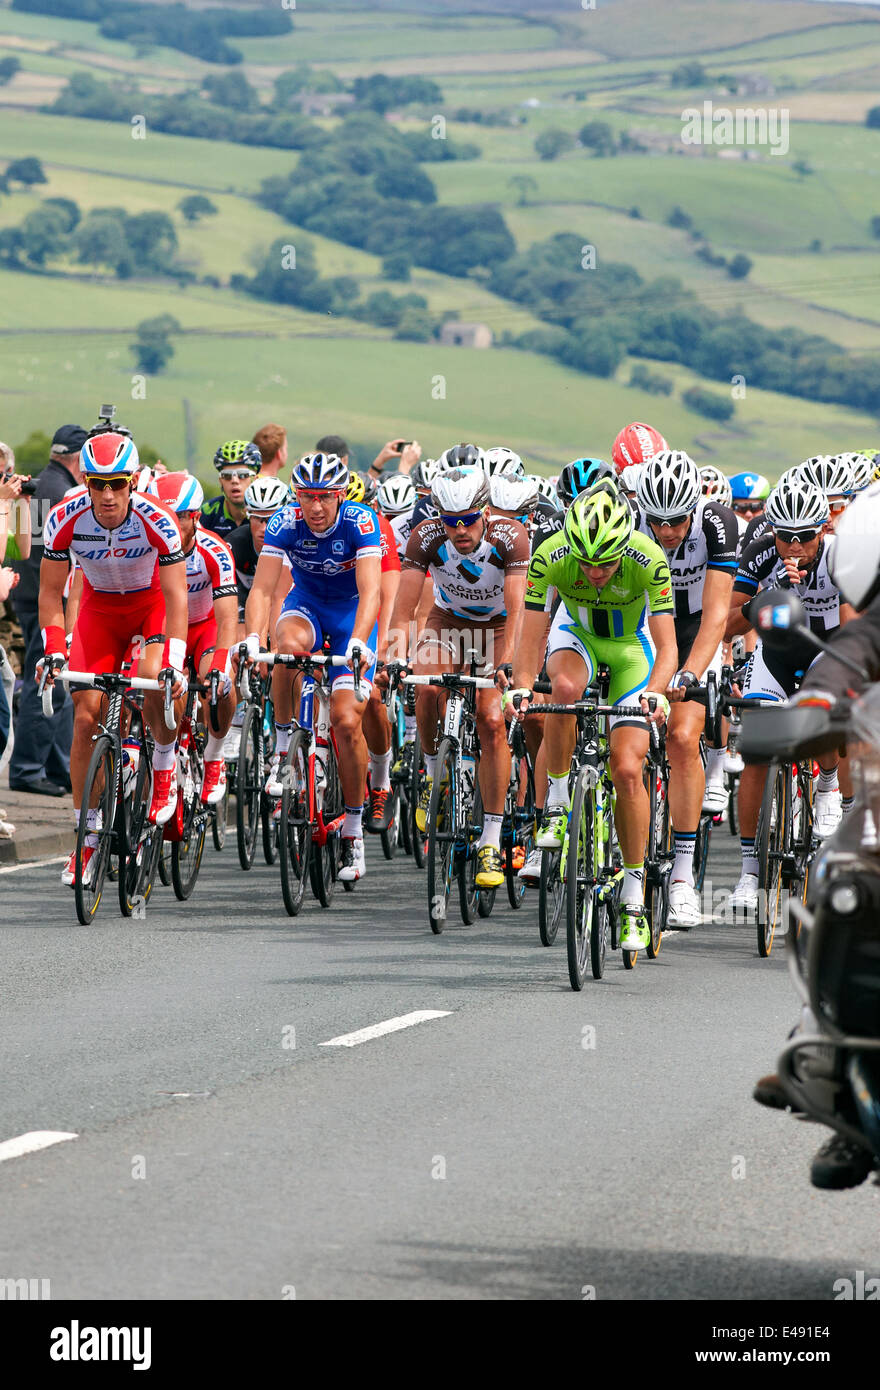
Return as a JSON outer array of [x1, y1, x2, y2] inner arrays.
[[402, 515, 530, 622]]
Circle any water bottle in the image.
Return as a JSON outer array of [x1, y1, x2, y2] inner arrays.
[[121, 738, 140, 800], [461, 751, 476, 808]]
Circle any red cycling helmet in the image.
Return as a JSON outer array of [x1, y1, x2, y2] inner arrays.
[[611, 422, 668, 474]]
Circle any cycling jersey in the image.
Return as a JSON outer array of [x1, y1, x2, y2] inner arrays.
[[635, 500, 738, 657], [185, 526, 237, 625], [389, 509, 416, 559], [402, 516, 530, 622], [200, 494, 243, 541], [741, 513, 770, 553], [43, 488, 183, 595], [530, 507, 564, 557], [409, 495, 437, 530], [376, 510, 401, 575], [228, 522, 293, 621], [525, 531, 674, 635], [735, 534, 841, 691], [262, 501, 381, 603]]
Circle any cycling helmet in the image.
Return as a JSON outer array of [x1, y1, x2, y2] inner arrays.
[[530, 474, 561, 509], [764, 477, 828, 530], [213, 439, 261, 473], [291, 451, 349, 492], [699, 465, 732, 507], [438, 442, 483, 472], [636, 449, 702, 519], [430, 467, 490, 516], [376, 473, 417, 516], [564, 480, 634, 564], [611, 422, 668, 472], [557, 457, 617, 509], [245, 476, 290, 516], [799, 454, 853, 500], [618, 464, 643, 495], [147, 470, 204, 512], [133, 465, 154, 493], [489, 474, 539, 516], [361, 473, 379, 506], [346, 471, 367, 504], [80, 431, 140, 477], [729, 471, 770, 502], [844, 452, 873, 495], [413, 457, 439, 492], [828, 483, 880, 608], [483, 446, 524, 478]]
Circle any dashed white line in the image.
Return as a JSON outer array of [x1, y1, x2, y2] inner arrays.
[[0, 1131, 78, 1163], [319, 1010, 452, 1048]]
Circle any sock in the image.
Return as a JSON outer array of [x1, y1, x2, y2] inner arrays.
[[547, 772, 570, 810], [672, 832, 696, 886], [478, 813, 503, 851], [842, 795, 855, 816], [404, 713, 416, 742], [74, 807, 81, 827], [817, 767, 838, 793], [621, 864, 645, 906], [343, 805, 363, 838], [204, 731, 226, 761], [424, 754, 437, 780], [369, 749, 392, 792], [740, 836, 758, 877], [275, 721, 292, 757], [705, 746, 727, 786], [152, 739, 176, 772]]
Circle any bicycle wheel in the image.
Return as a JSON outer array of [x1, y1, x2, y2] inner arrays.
[[427, 737, 457, 934], [211, 767, 230, 851], [458, 770, 483, 925], [120, 749, 161, 918], [380, 783, 402, 860], [728, 775, 739, 836], [311, 740, 343, 908], [411, 728, 426, 869], [505, 752, 536, 910], [171, 747, 207, 901], [565, 767, 594, 991], [756, 762, 788, 957], [73, 734, 117, 925], [644, 762, 671, 960], [261, 792, 278, 865], [793, 763, 814, 907], [397, 738, 413, 857], [158, 841, 172, 886], [538, 848, 564, 947], [278, 728, 312, 917], [236, 703, 261, 871]]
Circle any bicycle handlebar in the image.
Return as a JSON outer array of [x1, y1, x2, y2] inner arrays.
[[404, 674, 497, 689], [48, 669, 176, 730]]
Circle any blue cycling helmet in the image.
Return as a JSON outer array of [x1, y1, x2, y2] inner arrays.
[[729, 471, 770, 502], [557, 457, 618, 509], [291, 451, 349, 491]]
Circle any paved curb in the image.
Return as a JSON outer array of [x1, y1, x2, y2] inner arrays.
[[0, 827, 74, 865]]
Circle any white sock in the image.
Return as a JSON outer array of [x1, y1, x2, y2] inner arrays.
[[205, 731, 226, 761], [672, 833, 696, 886], [86, 808, 100, 831], [705, 746, 727, 786], [425, 754, 437, 780], [343, 806, 363, 838], [152, 740, 176, 772], [369, 749, 392, 792], [547, 773, 570, 810], [275, 721, 291, 757], [478, 813, 503, 851], [817, 767, 838, 793], [74, 807, 81, 827], [621, 865, 644, 905]]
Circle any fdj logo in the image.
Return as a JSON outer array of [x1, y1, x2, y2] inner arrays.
[[331, 540, 345, 555]]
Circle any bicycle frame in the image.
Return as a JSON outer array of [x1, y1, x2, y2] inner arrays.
[[295, 664, 346, 847]]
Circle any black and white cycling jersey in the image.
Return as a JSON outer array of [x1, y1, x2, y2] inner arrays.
[[636, 497, 738, 658]]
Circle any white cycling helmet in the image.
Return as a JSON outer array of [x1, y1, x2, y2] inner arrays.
[[800, 454, 853, 500], [430, 466, 490, 515], [413, 457, 439, 492], [636, 449, 702, 519], [489, 473, 539, 515], [618, 463, 644, 495], [529, 474, 560, 508], [376, 473, 416, 516], [699, 465, 732, 507], [438, 442, 483, 472], [245, 476, 290, 516], [828, 482, 880, 608], [291, 450, 349, 491], [764, 477, 829, 530], [845, 451, 873, 495], [483, 446, 524, 479]]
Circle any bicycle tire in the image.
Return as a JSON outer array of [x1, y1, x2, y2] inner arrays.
[[380, 785, 401, 860], [171, 747, 207, 901], [74, 734, 117, 925], [211, 770, 230, 852], [427, 738, 457, 934], [119, 740, 160, 918], [645, 761, 671, 959], [261, 793, 278, 865], [458, 768, 482, 925], [236, 703, 262, 871], [158, 841, 172, 886], [566, 767, 593, 991], [756, 762, 788, 957], [397, 734, 413, 857], [505, 751, 535, 911], [311, 739, 342, 908], [279, 728, 312, 917], [794, 764, 814, 906], [538, 848, 563, 946], [410, 727, 426, 869], [590, 887, 609, 980], [728, 776, 739, 836], [693, 814, 711, 895]]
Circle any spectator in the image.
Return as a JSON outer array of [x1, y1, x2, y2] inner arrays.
[[252, 423, 288, 479], [8, 424, 86, 796], [0, 445, 31, 792], [364, 436, 422, 485]]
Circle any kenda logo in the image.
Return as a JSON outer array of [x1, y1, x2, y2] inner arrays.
[[50, 1321, 151, 1370], [681, 100, 789, 156], [0, 1276, 50, 1299]]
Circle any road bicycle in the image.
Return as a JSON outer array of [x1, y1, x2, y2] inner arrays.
[[161, 667, 225, 901], [234, 652, 277, 871]]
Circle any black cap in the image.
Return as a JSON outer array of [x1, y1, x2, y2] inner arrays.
[[51, 424, 88, 455]]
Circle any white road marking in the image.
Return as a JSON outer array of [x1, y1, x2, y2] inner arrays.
[[0, 1131, 78, 1163], [0, 855, 68, 875], [320, 1010, 452, 1048]]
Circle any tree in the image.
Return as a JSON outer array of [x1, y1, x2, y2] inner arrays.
[[5, 156, 46, 187], [670, 61, 707, 87], [682, 384, 735, 421], [178, 194, 218, 223], [202, 71, 258, 110], [667, 205, 693, 230], [508, 174, 538, 206], [73, 211, 130, 274], [132, 314, 180, 375], [382, 252, 411, 281], [0, 56, 20, 85], [727, 253, 752, 280], [579, 120, 616, 157], [19, 206, 69, 265], [534, 128, 574, 162], [124, 210, 178, 271], [792, 158, 813, 179], [394, 306, 434, 342], [374, 163, 436, 205], [41, 196, 80, 232], [12, 430, 53, 474], [866, 106, 880, 130]]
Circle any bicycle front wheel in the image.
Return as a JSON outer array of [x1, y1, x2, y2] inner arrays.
[[171, 749, 207, 901], [756, 762, 788, 957], [74, 734, 116, 924], [565, 767, 594, 991], [644, 761, 671, 959], [538, 848, 563, 946], [279, 728, 312, 917], [427, 738, 457, 934], [236, 703, 262, 871], [410, 727, 426, 869], [311, 739, 343, 909], [505, 750, 535, 910], [119, 748, 160, 918]]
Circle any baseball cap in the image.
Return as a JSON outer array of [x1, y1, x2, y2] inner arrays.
[[51, 424, 88, 455]]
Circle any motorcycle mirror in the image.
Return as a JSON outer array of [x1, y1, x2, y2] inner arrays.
[[749, 588, 808, 651]]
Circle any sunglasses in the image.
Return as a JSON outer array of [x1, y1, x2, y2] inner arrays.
[[647, 512, 689, 528], [296, 488, 342, 501], [774, 527, 821, 544], [87, 476, 130, 492], [733, 501, 762, 514], [220, 469, 255, 482], [440, 510, 482, 528], [579, 557, 619, 572]]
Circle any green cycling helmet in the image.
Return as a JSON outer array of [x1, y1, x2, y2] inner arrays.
[[563, 480, 634, 564], [213, 439, 261, 472]]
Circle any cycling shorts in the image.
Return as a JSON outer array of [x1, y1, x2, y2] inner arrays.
[[278, 588, 377, 691], [546, 604, 654, 729], [69, 587, 166, 677], [415, 604, 506, 678], [186, 614, 218, 674], [742, 641, 820, 704]]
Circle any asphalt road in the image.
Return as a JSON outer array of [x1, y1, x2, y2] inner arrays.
[[0, 812, 877, 1301]]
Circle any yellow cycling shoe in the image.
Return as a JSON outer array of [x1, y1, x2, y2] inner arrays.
[[475, 845, 504, 888]]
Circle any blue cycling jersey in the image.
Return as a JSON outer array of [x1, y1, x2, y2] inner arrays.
[[261, 501, 381, 603]]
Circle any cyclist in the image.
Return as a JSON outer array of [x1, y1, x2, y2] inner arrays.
[[700, 465, 732, 508], [148, 471, 239, 804], [201, 440, 262, 540], [227, 476, 292, 630], [38, 432, 189, 885], [483, 446, 524, 480], [511, 480, 678, 951], [729, 472, 770, 531], [530, 475, 561, 511], [243, 451, 382, 882], [381, 466, 530, 888], [800, 454, 854, 528], [635, 451, 739, 926], [377, 473, 418, 559], [611, 421, 668, 473], [619, 464, 644, 507], [725, 476, 856, 911], [844, 451, 873, 496]]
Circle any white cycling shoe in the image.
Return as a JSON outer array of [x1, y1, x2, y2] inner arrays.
[[702, 783, 728, 817], [536, 809, 567, 850], [667, 880, 701, 929], [727, 872, 759, 913], [222, 726, 242, 761], [265, 754, 284, 798], [814, 789, 842, 840], [724, 749, 745, 774], [517, 848, 543, 885], [338, 836, 366, 882]]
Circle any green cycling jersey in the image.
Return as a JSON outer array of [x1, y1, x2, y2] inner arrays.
[[525, 528, 674, 638]]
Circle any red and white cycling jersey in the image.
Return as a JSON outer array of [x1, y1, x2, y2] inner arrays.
[[43, 488, 183, 595], [185, 526, 237, 624]]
